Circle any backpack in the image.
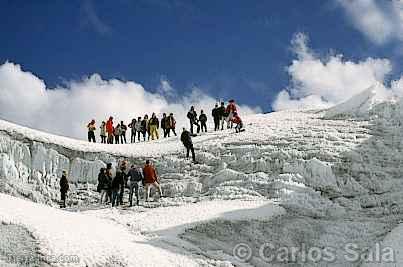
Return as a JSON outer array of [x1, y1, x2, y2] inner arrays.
[[129, 168, 144, 182]]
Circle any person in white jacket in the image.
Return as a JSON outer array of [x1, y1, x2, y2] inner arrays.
[[100, 121, 107, 143]]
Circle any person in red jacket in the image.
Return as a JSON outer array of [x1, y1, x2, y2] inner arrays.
[[142, 160, 163, 201], [106, 116, 114, 144], [225, 99, 237, 129], [231, 112, 244, 133]]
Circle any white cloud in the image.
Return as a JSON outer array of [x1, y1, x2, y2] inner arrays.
[[273, 33, 393, 111], [337, 0, 403, 45], [0, 62, 260, 139], [157, 77, 175, 97]]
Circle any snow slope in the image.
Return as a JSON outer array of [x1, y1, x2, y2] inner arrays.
[[324, 83, 392, 119], [0, 193, 283, 266], [1, 94, 403, 266]]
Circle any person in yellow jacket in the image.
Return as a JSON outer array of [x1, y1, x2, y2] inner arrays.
[[148, 113, 160, 140]]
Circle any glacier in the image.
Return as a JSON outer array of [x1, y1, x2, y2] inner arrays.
[[0, 91, 403, 266]]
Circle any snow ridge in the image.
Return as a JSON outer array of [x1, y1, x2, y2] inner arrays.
[[0, 94, 403, 266]]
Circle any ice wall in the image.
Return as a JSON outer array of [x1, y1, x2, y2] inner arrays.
[[0, 131, 121, 204]]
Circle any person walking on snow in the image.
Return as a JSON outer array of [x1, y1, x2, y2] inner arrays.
[[87, 119, 96, 143], [135, 117, 142, 142], [231, 112, 244, 133], [226, 99, 237, 129], [141, 115, 149, 142], [128, 118, 137, 143], [120, 121, 127, 144], [111, 170, 125, 207], [106, 163, 113, 201], [180, 128, 196, 162], [106, 117, 114, 144], [161, 113, 168, 138], [114, 123, 121, 144], [149, 113, 160, 140], [167, 113, 177, 137], [97, 168, 110, 204], [212, 104, 220, 131], [187, 106, 200, 134], [217, 102, 226, 130], [60, 170, 69, 208], [100, 121, 107, 143], [199, 110, 208, 133], [126, 165, 144, 206], [143, 160, 163, 202], [118, 160, 128, 205]]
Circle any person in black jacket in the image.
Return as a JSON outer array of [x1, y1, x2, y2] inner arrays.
[[97, 168, 110, 204], [126, 165, 144, 206], [119, 160, 128, 205], [161, 113, 167, 138], [141, 115, 149, 142], [187, 106, 200, 134], [217, 102, 226, 130], [60, 170, 69, 208], [120, 121, 127, 144], [199, 110, 207, 133], [106, 163, 113, 201], [180, 128, 196, 162], [128, 118, 137, 143], [111, 171, 124, 207], [212, 104, 220, 131]]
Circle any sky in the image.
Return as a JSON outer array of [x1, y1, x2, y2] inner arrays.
[[1, 0, 403, 138]]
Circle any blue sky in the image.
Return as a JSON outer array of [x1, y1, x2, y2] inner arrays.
[[1, 0, 403, 112]]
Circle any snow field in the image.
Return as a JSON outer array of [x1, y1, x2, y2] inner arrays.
[[0, 193, 282, 266], [1, 88, 403, 266]]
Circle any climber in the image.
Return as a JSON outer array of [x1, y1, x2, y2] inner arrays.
[[106, 117, 114, 144], [231, 112, 244, 133], [126, 165, 144, 206], [199, 110, 208, 133], [180, 128, 196, 162], [60, 170, 69, 208], [143, 160, 163, 202], [225, 99, 237, 129], [97, 168, 110, 204], [187, 106, 200, 134], [87, 119, 96, 143], [100, 121, 107, 144]]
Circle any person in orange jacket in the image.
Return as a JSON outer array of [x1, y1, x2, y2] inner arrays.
[[106, 116, 114, 144], [142, 160, 163, 201], [225, 99, 237, 129], [231, 112, 244, 133]]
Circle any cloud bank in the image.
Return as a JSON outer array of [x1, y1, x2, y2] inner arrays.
[[0, 62, 260, 140], [273, 33, 403, 111], [337, 0, 403, 45]]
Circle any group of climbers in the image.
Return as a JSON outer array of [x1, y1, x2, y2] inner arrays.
[[96, 160, 163, 207], [88, 113, 177, 144], [186, 99, 243, 135], [211, 99, 242, 132], [60, 160, 163, 208], [87, 99, 242, 143], [62, 101, 243, 208]]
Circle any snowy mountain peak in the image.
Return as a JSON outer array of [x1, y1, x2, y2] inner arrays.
[[324, 82, 391, 119]]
